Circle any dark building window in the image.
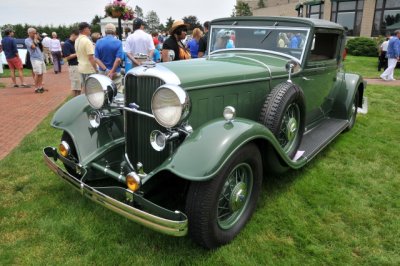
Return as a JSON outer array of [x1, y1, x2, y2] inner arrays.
[[331, 0, 364, 36], [372, 0, 400, 36], [306, 4, 325, 19]]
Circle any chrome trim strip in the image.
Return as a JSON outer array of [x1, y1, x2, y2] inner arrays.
[[126, 64, 181, 85], [43, 147, 188, 237], [234, 55, 273, 89], [123, 107, 155, 119], [210, 48, 301, 65]]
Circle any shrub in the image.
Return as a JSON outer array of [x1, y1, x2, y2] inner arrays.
[[346, 37, 378, 57]]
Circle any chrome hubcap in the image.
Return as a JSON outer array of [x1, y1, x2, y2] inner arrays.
[[278, 103, 300, 153], [287, 117, 298, 142], [217, 163, 253, 230], [229, 182, 247, 212]]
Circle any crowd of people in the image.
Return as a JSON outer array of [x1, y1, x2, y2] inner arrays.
[[0, 18, 211, 96]]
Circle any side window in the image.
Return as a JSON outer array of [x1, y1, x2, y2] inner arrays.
[[309, 32, 339, 61]]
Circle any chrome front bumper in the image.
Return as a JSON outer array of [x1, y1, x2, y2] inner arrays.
[[43, 147, 188, 237]]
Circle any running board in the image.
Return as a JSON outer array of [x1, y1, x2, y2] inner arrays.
[[295, 118, 349, 162]]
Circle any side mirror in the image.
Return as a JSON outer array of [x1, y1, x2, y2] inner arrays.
[[285, 60, 301, 83]]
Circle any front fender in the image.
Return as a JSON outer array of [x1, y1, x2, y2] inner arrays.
[[155, 118, 304, 181], [51, 95, 124, 165]]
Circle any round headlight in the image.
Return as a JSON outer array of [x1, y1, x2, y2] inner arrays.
[[85, 74, 116, 109], [151, 85, 190, 128]]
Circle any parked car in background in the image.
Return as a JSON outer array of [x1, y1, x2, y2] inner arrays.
[[44, 16, 365, 249], [0, 38, 28, 66]]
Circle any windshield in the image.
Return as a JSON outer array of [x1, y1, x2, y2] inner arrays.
[[209, 26, 310, 62]]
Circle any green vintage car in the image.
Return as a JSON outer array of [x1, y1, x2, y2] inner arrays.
[[44, 16, 365, 249]]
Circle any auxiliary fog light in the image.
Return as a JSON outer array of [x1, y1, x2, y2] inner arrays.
[[126, 172, 141, 192], [150, 130, 167, 151], [223, 106, 236, 122], [59, 141, 71, 158]]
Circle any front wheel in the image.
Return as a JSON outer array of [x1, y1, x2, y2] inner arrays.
[[185, 143, 262, 249]]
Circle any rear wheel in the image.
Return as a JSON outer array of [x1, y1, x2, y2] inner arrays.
[[185, 143, 262, 249], [345, 90, 359, 131]]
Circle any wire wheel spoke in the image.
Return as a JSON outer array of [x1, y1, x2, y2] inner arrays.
[[217, 163, 253, 230]]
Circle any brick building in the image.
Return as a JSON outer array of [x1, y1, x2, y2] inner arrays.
[[240, 0, 400, 37]]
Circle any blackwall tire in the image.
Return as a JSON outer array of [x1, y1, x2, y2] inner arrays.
[[185, 143, 263, 249], [259, 82, 305, 159]]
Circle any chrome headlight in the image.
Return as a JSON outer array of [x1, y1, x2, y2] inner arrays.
[[151, 85, 190, 128], [85, 74, 117, 109]]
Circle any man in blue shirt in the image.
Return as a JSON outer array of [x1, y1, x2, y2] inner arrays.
[[380, 30, 400, 81], [1, 29, 28, 87], [94, 23, 123, 90]]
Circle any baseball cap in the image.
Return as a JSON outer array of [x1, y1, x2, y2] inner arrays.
[[133, 18, 146, 28], [78, 22, 91, 31]]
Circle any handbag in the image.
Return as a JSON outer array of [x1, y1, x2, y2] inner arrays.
[[178, 42, 191, 60]]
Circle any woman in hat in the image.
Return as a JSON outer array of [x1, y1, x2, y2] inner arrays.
[[162, 19, 191, 62]]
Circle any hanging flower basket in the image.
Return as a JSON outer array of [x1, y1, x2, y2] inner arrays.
[[105, 1, 135, 21], [111, 10, 122, 18]]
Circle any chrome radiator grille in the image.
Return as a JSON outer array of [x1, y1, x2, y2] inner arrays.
[[125, 75, 169, 172]]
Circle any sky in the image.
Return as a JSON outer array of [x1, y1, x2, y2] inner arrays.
[[0, 0, 237, 26]]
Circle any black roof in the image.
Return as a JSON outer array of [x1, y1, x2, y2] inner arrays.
[[212, 16, 344, 31]]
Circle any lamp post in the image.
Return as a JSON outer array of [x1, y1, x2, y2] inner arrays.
[[117, 0, 123, 40]]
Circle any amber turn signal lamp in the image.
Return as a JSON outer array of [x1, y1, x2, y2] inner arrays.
[[126, 172, 141, 192], [59, 141, 71, 158]]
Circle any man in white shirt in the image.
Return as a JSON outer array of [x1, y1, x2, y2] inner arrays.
[[41, 33, 53, 65], [125, 18, 155, 67]]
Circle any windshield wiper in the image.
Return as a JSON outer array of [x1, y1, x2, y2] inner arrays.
[[260, 21, 279, 44]]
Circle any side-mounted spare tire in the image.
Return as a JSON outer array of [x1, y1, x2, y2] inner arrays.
[[259, 82, 305, 159]]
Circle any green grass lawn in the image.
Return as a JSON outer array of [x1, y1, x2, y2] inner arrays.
[[344, 55, 400, 79], [0, 85, 399, 264]]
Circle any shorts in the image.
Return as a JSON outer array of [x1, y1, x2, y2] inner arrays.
[[6, 56, 23, 70], [68, 65, 81, 91], [31, 59, 46, 74], [80, 72, 96, 91]]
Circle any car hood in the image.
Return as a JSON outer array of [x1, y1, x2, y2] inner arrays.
[[162, 52, 290, 90]]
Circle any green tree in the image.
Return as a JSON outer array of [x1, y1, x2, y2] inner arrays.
[[232, 1, 253, 17], [134, 5, 144, 19], [165, 17, 174, 33], [145, 10, 160, 33], [258, 0, 265, 8], [182, 15, 202, 31]]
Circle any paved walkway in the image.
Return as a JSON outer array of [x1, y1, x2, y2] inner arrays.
[[364, 78, 400, 86], [0, 69, 71, 160]]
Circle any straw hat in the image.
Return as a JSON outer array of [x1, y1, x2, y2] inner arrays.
[[169, 19, 189, 34]]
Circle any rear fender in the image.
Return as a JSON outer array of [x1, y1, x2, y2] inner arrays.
[[51, 95, 125, 165], [155, 118, 304, 181], [331, 73, 365, 119]]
